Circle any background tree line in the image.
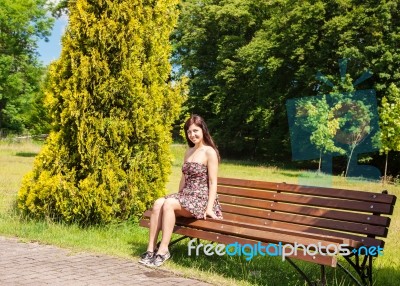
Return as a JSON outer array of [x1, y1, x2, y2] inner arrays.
[[172, 0, 400, 178], [2, 0, 400, 179]]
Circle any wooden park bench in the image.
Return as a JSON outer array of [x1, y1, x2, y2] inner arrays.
[[140, 177, 397, 286]]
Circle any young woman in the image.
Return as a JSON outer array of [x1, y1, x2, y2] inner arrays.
[[139, 114, 223, 267]]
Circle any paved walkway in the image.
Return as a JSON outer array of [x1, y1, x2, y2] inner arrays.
[[0, 236, 211, 286]]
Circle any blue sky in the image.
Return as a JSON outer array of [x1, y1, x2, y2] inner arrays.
[[37, 15, 67, 66]]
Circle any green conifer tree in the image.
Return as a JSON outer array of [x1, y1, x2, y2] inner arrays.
[[18, 0, 184, 224]]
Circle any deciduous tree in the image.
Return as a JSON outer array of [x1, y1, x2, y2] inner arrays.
[[0, 0, 53, 134], [378, 83, 400, 183]]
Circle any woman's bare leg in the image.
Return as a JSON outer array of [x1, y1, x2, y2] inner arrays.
[[157, 198, 192, 254], [147, 198, 165, 252]]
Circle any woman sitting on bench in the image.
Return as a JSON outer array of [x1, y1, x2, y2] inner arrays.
[[139, 114, 223, 267]]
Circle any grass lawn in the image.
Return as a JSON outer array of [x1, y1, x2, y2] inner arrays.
[[0, 140, 399, 285]]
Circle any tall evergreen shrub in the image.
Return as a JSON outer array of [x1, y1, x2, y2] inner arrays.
[[18, 0, 184, 224]]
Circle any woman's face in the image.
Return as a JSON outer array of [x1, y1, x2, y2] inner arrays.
[[187, 124, 204, 145]]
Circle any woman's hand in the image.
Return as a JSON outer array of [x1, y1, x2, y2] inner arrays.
[[203, 208, 220, 220]]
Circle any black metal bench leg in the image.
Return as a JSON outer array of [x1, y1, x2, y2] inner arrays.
[[286, 258, 329, 286], [338, 253, 374, 286], [286, 257, 315, 286], [337, 262, 364, 286], [367, 255, 373, 286], [320, 265, 326, 286]]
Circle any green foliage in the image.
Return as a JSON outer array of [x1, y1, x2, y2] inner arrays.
[[173, 0, 276, 158], [379, 83, 400, 154], [378, 83, 400, 182], [173, 0, 400, 163], [18, 0, 185, 225], [24, 69, 52, 135], [51, 0, 69, 17], [0, 0, 54, 134]]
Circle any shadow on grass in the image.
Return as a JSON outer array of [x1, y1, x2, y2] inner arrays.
[[221, 158, 322, 174], [131, 237, 400, 286], [278, 172, 300, 178], [15, 152, 38, 157]]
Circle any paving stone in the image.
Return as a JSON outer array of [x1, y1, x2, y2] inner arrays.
[[0, 236, 212, 286]]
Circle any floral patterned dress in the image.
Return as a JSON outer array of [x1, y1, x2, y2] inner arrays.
[[165, 161, 223, 219]]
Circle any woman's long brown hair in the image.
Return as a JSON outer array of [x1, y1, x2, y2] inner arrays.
[[184, 114, 221, 162]]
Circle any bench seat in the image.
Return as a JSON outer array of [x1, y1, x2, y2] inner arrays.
[[140, 177, 397, 286]]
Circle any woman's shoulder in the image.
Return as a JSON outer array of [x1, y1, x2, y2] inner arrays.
[[205, 146, 217, 158]]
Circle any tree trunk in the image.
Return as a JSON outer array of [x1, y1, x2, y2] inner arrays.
[[345, 145, 356, 178], [383, 152, 389, 186], [318, 150, 322, 173]]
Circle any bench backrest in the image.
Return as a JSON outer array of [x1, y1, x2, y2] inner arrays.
[[217, 177, 397, 248]]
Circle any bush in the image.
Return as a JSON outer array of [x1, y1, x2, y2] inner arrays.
[[18, 0, 185, 225]]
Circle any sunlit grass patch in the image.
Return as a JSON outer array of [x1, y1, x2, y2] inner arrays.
[[0, 141, 399, 285]]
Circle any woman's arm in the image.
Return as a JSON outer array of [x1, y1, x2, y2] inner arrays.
[[204, 147, 220, 219]]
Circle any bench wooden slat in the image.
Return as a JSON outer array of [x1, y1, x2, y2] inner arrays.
[[142, 212, 351, 248], [220, 204, 388, 237], [218, 177, 397, 205], [218, 193, 389, 226], [208, 216, 362, 248], [142, 211, 360, 247], [179, 219, 345, 248], [139, 218, 338, 267], [218, 186, 394, 214], [222, 212, 384, 248]]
